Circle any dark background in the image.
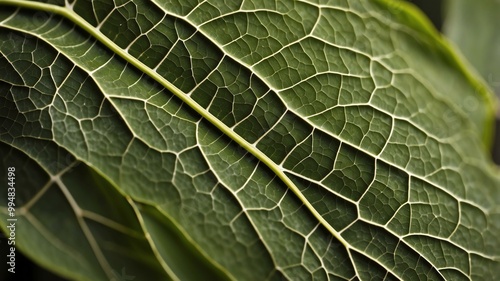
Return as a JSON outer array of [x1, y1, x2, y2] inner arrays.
[[408, 0, 443, 29], [3, 0, 499, 280]]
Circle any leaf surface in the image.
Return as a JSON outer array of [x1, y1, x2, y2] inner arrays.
[[0, 0, 499, 280]]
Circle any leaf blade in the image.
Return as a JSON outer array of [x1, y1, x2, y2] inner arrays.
[[1, 0, 499, 280]]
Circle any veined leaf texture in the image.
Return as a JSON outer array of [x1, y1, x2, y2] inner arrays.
[[0, 0, 499, 280]]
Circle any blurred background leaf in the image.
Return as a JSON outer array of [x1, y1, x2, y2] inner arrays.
[[442, 0, 500, 164], [443, 0, 500, 97]]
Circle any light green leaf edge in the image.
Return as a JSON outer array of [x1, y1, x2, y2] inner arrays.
[[443, 0, 500, 100], [373, 0, 498, 152]]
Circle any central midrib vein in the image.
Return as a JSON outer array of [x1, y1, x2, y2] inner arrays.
[[0, 0, 401, 276]]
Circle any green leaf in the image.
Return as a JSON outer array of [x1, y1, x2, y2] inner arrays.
[[0, 0, 499, 280], [444, 0, 500, 98]]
